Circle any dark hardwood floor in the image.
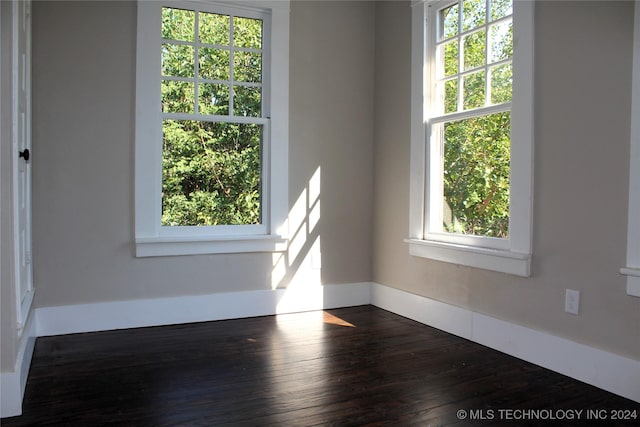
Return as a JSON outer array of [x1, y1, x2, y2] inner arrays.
[[3, 305, 638, 426]]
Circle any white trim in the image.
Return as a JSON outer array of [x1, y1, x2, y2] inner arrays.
[[509, 0, 535, 256], [622, 0, 640, 298], [409, 0, 427, 240], [371, 283, 640, 403], [0, 310, 36, 418], [135, 233, 287, 257], [35, 283, 371, 337], [405, 237, 530, 276], [622, 267, 640, 278], [625, 274, 640, 298], [11, 0, 34, 335]]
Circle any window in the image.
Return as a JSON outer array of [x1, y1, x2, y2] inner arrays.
[[135, 1, 289, 257], [407, 0, 533, 276]]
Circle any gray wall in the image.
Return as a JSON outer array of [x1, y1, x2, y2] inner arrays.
[[29, 1, 374, 307], [373, 0, 640, 359]]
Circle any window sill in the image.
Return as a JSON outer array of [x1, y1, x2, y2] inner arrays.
[[405, 238, 531, 277], [620, 267, 640, 297], [136, 234, 288, 257]]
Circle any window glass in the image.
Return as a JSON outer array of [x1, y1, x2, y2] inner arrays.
[[160, 6, 265, 226], [440, 112, 510, 237], [462, 0, 486, 32], [199, 12, 229, 45], [162, 8, 195, 41], [162, 120, 262, 226], [432, 0, 513, 237]]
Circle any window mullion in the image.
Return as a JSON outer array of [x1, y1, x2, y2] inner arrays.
[[229, 14, 235, 116], [457, 2, 463, 112], [457, 33, 463, 112], [430, 102, 511, 124], [484, 6, 490, 107], [162, 112, 268, 125], [194, 10, 200, 115]]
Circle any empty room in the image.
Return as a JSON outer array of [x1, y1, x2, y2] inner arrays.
[[1, 0, 639, 424]]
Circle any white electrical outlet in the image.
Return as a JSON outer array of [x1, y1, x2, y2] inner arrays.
[[565, 289, 580, 315]]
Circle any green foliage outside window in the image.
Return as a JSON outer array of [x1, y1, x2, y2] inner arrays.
[[439, 0, 513, 238], [443, 113, 510, 237], [160, 7, 264, 226], [162, 121, 262, 226]]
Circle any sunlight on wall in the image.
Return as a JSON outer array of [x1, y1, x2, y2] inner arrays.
[[273, 167, 323, 313]]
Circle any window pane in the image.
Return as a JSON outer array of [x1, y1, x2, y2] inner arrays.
[[162, 120, 262, 226], [491, 0, 512, 21], [161, 80, 194, 113], [491, 63, 512, 104], [233, 51, 262, 83], [489, 19, 513, 63], [233, 86, 262, 117], [442, 112, 510, 237], [441, 3, 459, 40], [462, 0, 486, 32], [463, 29, 486, 71], [444, 79, 458, 113], [463, 70, 485, 109], [162, 8, 194, 42], [233, 17, 263, 49], [199, 83, 230, 115], [162, 44, 194, 78], [442, 40, 459, 77], [199, 12, 229, 45], [199, 48, 230, 80]]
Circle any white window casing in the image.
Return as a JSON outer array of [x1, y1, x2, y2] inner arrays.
[[621, 0, 640, 297], [135, 0, 289, 257], [407, 0, 534, 276]]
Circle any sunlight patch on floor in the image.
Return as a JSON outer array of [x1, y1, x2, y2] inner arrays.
[[322, 311, 356, 328]]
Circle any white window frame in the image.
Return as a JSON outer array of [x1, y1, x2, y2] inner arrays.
[[621, 0, 640, 297], [135, 0, 289, 257], [407, 0, 534, 276]]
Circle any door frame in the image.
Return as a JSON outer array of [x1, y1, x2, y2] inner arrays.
[[11, 0, 34, 335]]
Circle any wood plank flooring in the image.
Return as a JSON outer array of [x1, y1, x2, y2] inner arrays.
[[3, 305, 638, 426]]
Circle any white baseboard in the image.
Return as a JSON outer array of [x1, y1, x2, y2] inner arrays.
[[3, 280, 637, 420], [36, 282, 372, 337], [371, 282, 640, 403], [0, 311, 37, 418]]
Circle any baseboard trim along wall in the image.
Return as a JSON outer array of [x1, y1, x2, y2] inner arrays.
[[0, 311, 37, 418], [3, 281, 638, 418], [370, 283, 640, 403], [35, 283, 373, 337]]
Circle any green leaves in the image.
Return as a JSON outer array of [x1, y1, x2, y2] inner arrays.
[[434, 0, 513, 238], [162, 8, 195, 42], [162, 120, 262, 226], [160, 7, 265, 227], [437, 0, 512, 114], [233, 16, 262, 48], [199, 12, 230, 45], [463, 30, 485, 71], [160, 6, 263, 118], [442, 112, 510, 238]]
